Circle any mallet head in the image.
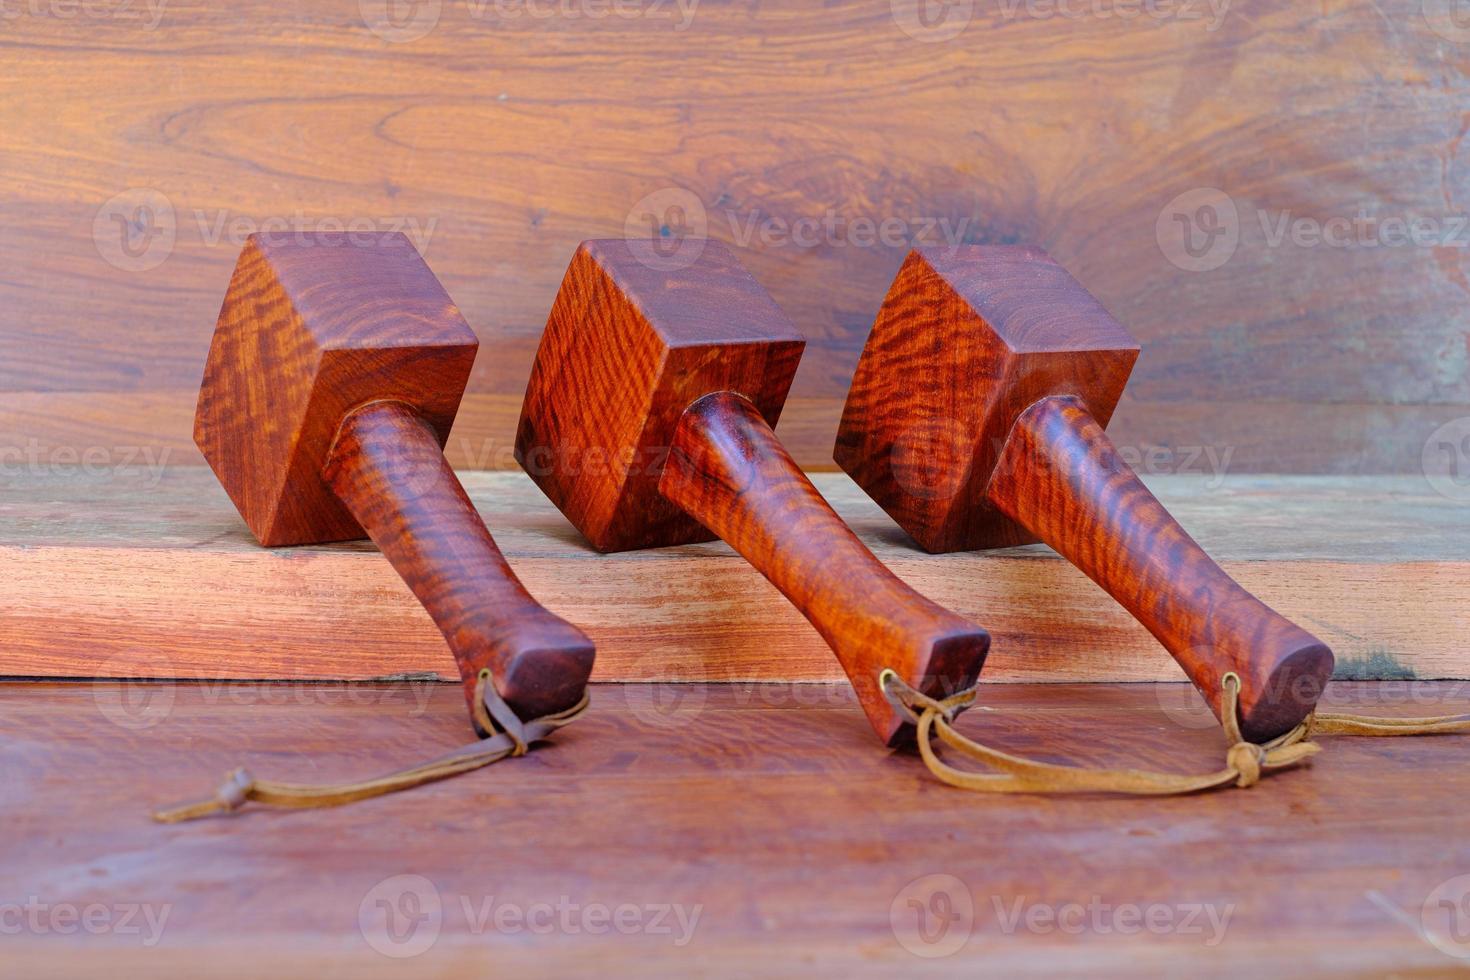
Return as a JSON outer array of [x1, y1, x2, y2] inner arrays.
[[515, 239, 805, 552], [835, 245, 1140, 553], [195, 232, 479, 547]]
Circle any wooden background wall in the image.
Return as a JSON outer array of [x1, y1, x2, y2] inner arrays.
[[3, 0, 1468, 473]]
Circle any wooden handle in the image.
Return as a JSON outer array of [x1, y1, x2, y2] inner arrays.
[[323, 401, 595, 723], [986, 395, 1334, 741], [659, 391, 990, 746]]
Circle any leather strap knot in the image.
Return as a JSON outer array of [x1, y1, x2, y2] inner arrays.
[[215, 767, 255, 810], [879, 669, 975, 727], [882, 669, 1319, 796], [153, 670, 588, 823], [471, 668, 532, 753], [1225, 742, 1264, 788]]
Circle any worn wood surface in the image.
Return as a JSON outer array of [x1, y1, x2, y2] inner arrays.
[[3, 1, 1469, 473], [4, 680, 1469, 977], [0, 469, 1463, 684]]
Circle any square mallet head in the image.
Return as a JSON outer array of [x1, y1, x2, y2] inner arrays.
[[515, 238, 805, 552], [195, 231, 478, 547], [196, 232, 594, 724], [835, 245, 1140, 553]]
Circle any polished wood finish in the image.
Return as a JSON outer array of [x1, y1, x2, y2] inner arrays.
[[517, 240, 989, 744], [836, 247, 1140, 552], [195, 234, 592, 720], [0, 469, 1462, 685], [324, 401, 594, 720], [991, 397, 1333, 741], [194, 232, 478, 547], [6, 680, 1469, 976], [6, 2, 1467, 476], [515, 238, 806, 553], [662, 391, 987, 745], [838, 246, 1335, 741]]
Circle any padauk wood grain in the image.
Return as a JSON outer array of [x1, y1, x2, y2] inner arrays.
[[6, 2, 1468, 477], [194, 232, 594, 722], [837, 246, 1335, 741], [516, 240, 990, 745], [0, 468, 1461, 684]]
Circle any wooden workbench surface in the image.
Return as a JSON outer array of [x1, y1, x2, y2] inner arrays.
[[4, 679, 1469, 977], [0, 469, 1464, 683]]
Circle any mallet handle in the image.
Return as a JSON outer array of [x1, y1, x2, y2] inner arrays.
[[660, 391, 990, 746], [323, 401, 594, 723], [986, 395, 1333, 741]]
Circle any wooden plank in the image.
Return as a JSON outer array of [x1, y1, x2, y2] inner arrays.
[[3, 680, 1468, 975], [2, 1, 1468, 472], [0, 470, 1463, 682], [0, 391, 1461, 474]]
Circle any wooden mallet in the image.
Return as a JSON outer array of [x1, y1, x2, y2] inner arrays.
[[515, 239, 991, 746], [194, 232, 595, 728], [836, 245, 1335, 742]]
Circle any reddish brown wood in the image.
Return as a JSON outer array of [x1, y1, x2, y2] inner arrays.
[[0, 467, 1457, 687], [195, 232, 593, 723], [11, 2, 1470, 480], [989, 397, 1333, 741], [11, 679, 1470, 975], [837, 245, 1334, 741], [323, 401, 594, 719], [517, 240, 989, 745], [662, 391, 988, 745]]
